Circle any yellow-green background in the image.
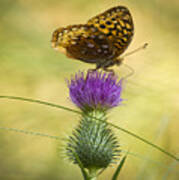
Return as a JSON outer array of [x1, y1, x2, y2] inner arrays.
[[0, 0, 179, 179]]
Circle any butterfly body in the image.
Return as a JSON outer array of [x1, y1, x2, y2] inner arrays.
[[52, 6, 134, 71]]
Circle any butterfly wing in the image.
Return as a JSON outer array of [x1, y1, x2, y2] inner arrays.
[[52, 24, 116, 64], [51, 6, 134, 69], [87, 6, 134, 57]]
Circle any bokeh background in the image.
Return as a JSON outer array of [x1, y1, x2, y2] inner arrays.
[[0, 0, 179, 179]]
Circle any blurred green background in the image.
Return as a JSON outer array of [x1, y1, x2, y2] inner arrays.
[[0, 0, 179, 179]]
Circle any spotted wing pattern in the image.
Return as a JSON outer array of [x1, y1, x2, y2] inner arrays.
[[51, 6, 134, 68], [87, 6, 134, 56], [52, 24, 115, 64]]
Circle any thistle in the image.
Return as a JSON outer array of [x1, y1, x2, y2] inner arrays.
[[66, 71, 123, 179], [68, 71, 123, 111]]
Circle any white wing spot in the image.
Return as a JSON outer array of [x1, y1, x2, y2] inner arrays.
[[90, 35, 96, 39], [97, 49, 102, 53], [102, 44, 109, 49], [87, 43, 95, 48]]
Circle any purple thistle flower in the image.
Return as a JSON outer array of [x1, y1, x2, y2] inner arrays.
[[68, 71, 123, 111]]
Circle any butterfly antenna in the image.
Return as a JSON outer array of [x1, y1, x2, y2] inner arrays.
[[121, 43, 148, 59], [122, 63, 135, 80]]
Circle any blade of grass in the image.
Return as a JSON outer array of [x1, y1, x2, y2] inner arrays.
[[1, 125, 178, 175], [0, 95, 80, 114], [72, 151, 88, 180], [121, 150, 179, 174], [0, 127, 60, 140], [0, 95, 178, 162], [112, 154, 128, 180]]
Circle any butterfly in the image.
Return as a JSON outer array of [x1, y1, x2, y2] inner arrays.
[[51, 6, 134, 72]]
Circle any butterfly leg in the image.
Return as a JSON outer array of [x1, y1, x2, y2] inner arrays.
[[100, 60, 115, 75], [103, 68, 114, 75], [88, 60, 114, 74], [87, 63, 101, 74]]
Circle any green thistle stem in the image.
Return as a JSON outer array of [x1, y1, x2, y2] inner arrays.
[[87, 168, 98, 180]]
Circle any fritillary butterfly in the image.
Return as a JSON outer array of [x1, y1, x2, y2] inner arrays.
[[51, 6, 134, 72]]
